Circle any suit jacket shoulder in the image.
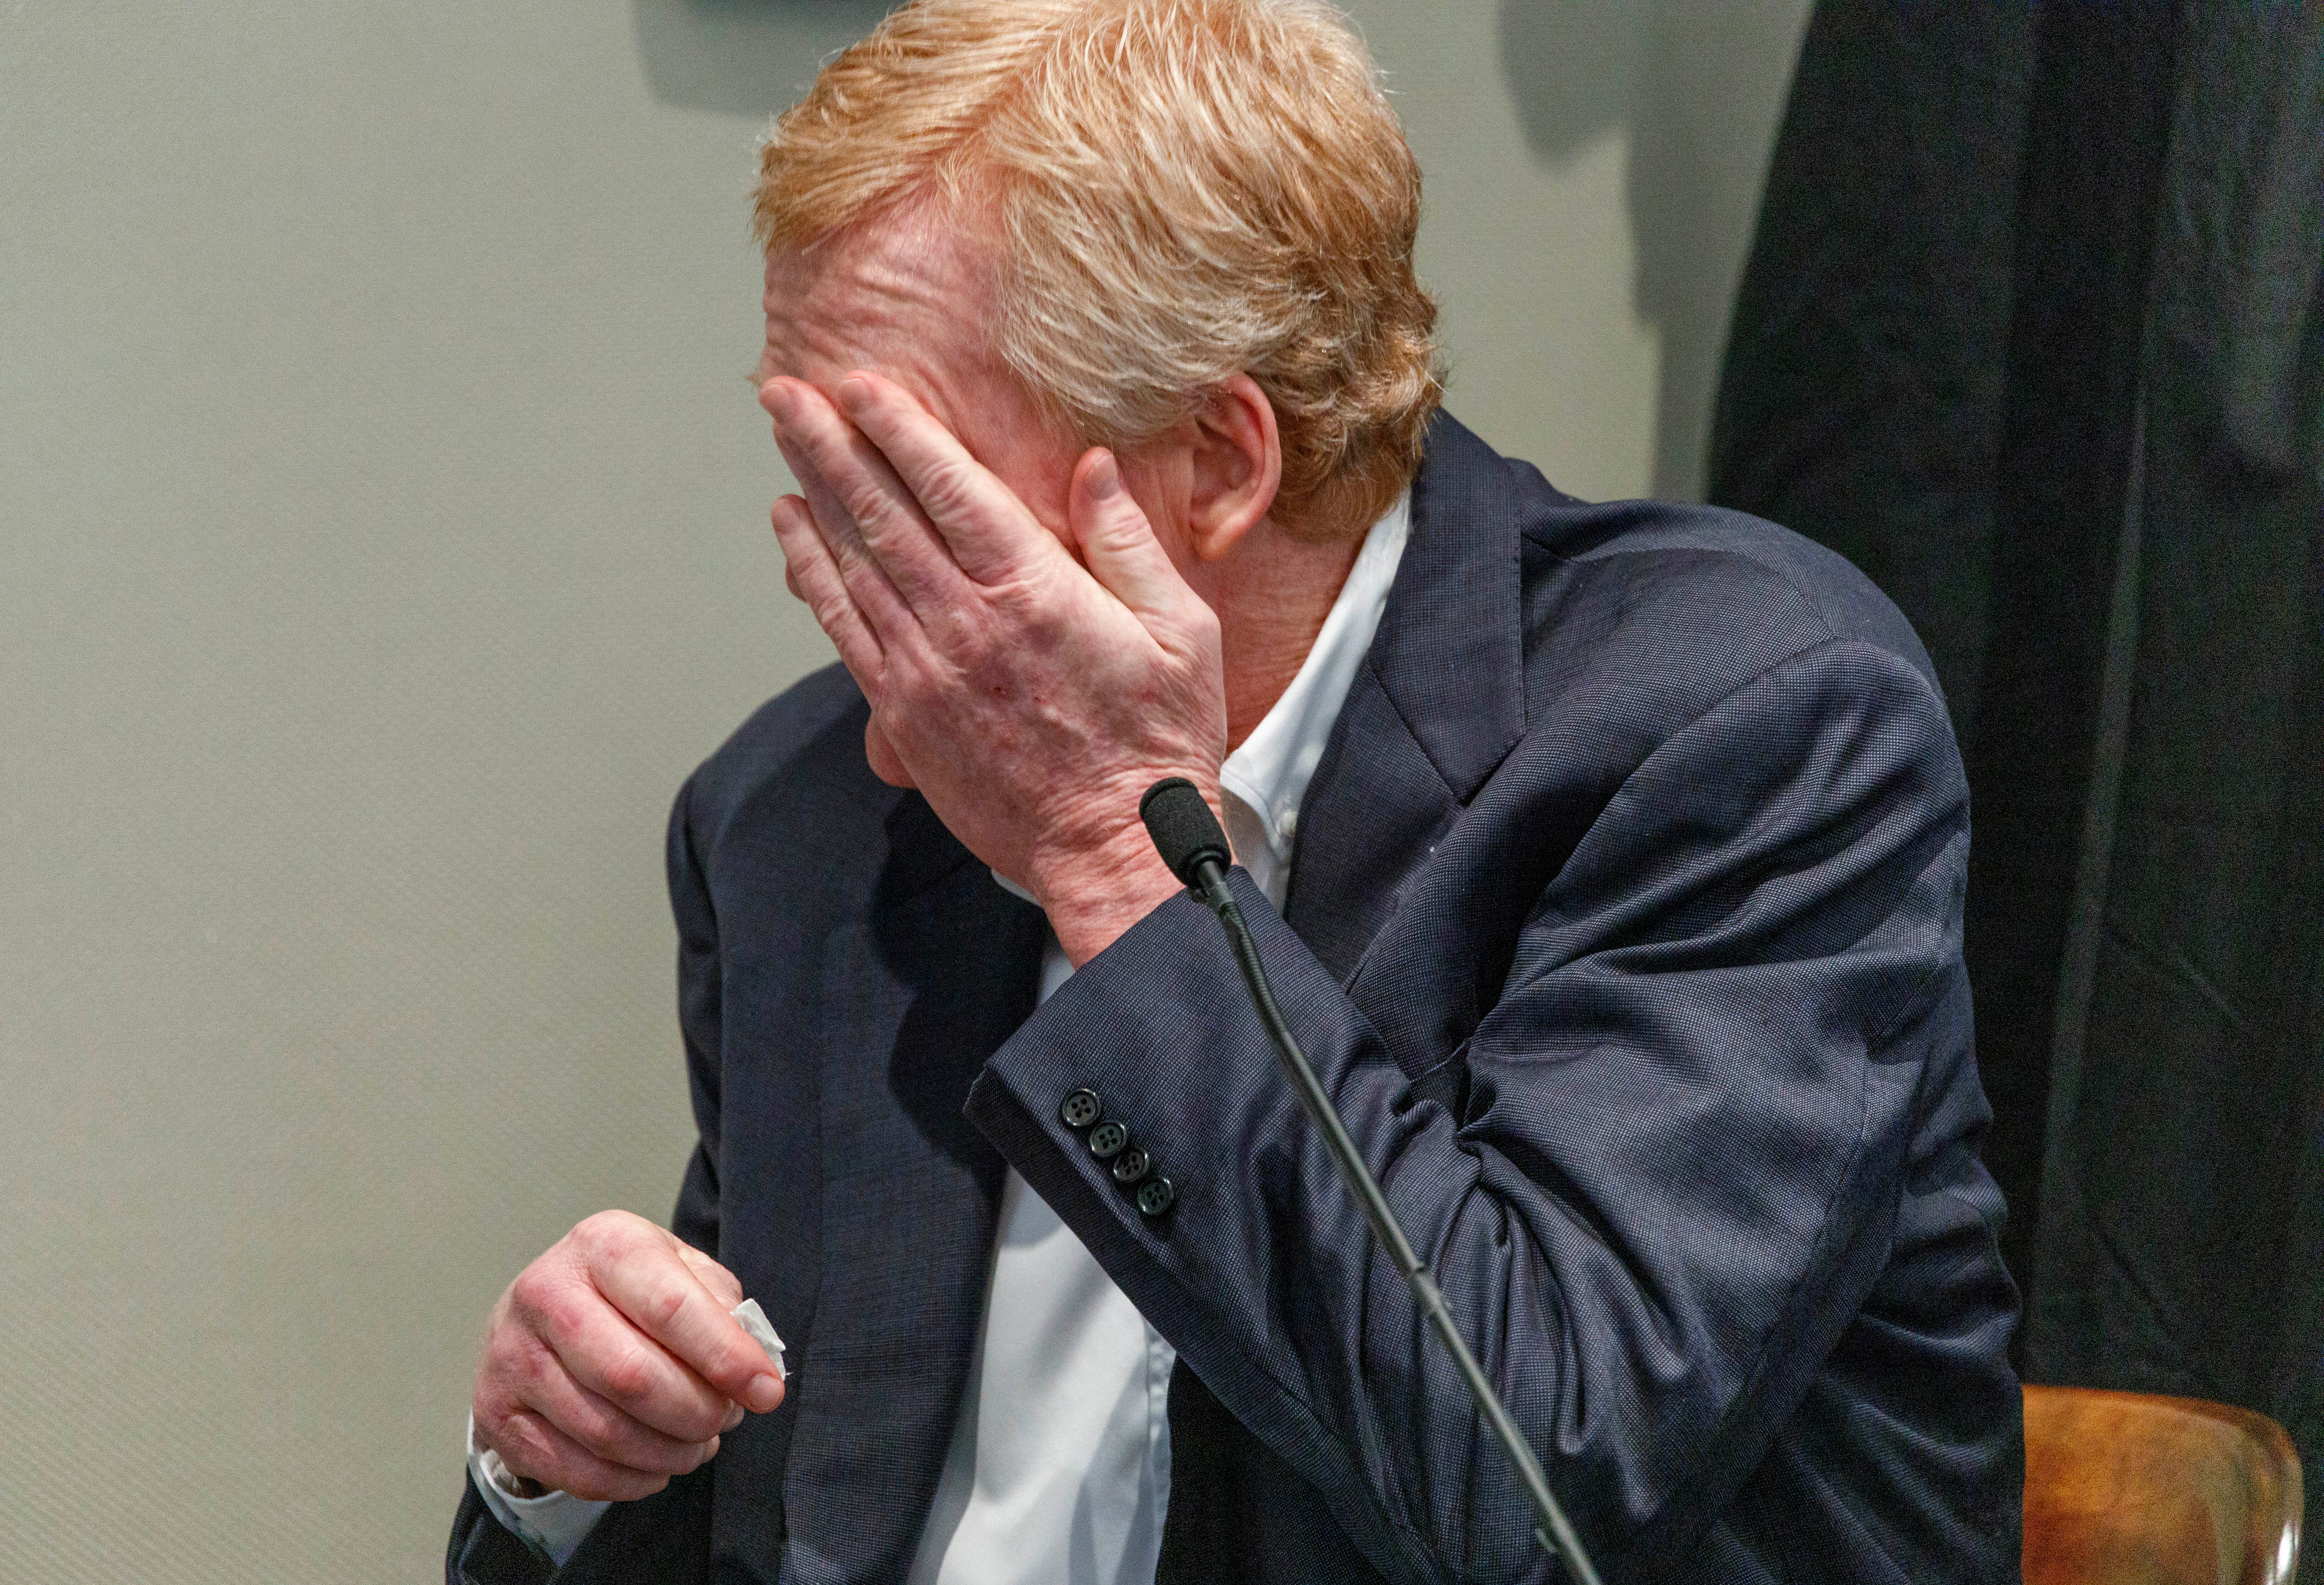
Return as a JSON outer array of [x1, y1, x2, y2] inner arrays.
[[1505, 463, 1952, 768]]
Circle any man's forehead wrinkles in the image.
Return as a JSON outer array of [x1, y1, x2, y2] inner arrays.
[[848, 254, 951, 312], [770, 270, 944, 360], [762, 257, 990, 441]]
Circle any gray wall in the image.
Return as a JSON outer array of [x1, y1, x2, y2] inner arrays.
[[0, 4, 1806, 1579]]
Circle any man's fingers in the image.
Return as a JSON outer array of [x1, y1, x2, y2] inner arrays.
[[835, 371, 1052, 585], [672, 1243, 744, 1310], [587, 1231, 787, 1416], [769, 377, 971, 612], [513, 1216, 766, 1437], [771, 428, 922, 640], [492, 1406, 685, 1505], [507, 1340, 724, 1477], [770, 499, 920, 787], [772, 495, 884, 688], [528, 1281, 735, 1440], [1069, 448, 1200, 624]]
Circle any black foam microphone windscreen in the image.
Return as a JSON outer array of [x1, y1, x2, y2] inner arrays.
[[1138, 777, 1231, 887]]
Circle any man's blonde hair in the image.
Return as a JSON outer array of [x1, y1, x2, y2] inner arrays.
[[755, 0, 1444, 540]]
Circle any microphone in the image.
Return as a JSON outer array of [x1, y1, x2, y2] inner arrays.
[[1139, 778, 1603, 1585]]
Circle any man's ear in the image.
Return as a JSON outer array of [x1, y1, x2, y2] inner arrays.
[[1185, 374, 1282, 563]]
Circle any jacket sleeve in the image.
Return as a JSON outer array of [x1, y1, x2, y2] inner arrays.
[[964, 638, 1977, 1585], [446, 775, 727, 1585]]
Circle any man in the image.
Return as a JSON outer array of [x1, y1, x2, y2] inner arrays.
[[449, 1, 2024, 1581]]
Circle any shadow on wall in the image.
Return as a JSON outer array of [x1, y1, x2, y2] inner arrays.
[[633, 0, 895, 120], [1498, 0, 1811, 500]]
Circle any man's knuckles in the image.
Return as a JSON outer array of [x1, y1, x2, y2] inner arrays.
[[516, 1337, 725, 1454], [638, 1274, 694, 1334], [508, 1415, 675, 1503], [567, 1408, 719, 1475], [587, 1344, 734, 1439], [838, 473, 904, 539], [672, 1239, 741, 1286], [908, 455, 984, 525], [491, 1406, 561, 1474], [507, 1266, 596, 1352], [920, 602, 997, 667], [474, 1385, 528, 1451], [635, 1394, 733, 1447], [593, 1342, 668, 1407], [527, 1371, 626, 1446], [808, 585, 870, 653], [568, 1208, 658, 1263], [493, 1407, 663, 1502]]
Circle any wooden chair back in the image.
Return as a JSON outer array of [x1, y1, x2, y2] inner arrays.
[[2023, 1384, 2303, 1585]]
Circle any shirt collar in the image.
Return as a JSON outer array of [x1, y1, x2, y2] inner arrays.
[[1218, 489, 1410, 904]]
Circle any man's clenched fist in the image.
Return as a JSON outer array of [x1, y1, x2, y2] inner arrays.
[[472, 1210, 785, 1502]]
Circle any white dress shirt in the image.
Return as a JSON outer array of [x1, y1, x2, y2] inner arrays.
[[470, 492, 1410, 1578]]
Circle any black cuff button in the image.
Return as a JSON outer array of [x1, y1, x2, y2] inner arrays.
[[1110, 1144, 1152, 1184], [1059, 1089, 1102, 1130], [1088, 1119, 1129, 1158], [1135, 1176, 1175, 1217]]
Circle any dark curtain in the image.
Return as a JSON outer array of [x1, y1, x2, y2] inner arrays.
[[1707, 2, 2324, 1573]]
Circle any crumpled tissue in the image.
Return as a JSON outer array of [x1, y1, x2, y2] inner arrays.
[[731, 1298, 788, 1381]]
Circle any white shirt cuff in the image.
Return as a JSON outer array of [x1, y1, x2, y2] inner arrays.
[[467, 1413, 611, 1570]]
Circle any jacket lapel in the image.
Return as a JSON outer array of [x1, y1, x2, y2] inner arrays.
[[776, 793, 1047, 1583], [1284, 415, 1529, 1020]]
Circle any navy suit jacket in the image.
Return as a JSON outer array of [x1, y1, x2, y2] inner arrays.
[[450, 415, 2024, 1585]]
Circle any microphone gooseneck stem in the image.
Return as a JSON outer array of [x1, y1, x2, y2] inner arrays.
[[1182, 854, 1604, 1585]]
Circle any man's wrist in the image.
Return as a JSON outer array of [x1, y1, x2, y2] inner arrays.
[[1036, 821, 1194, 967]]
